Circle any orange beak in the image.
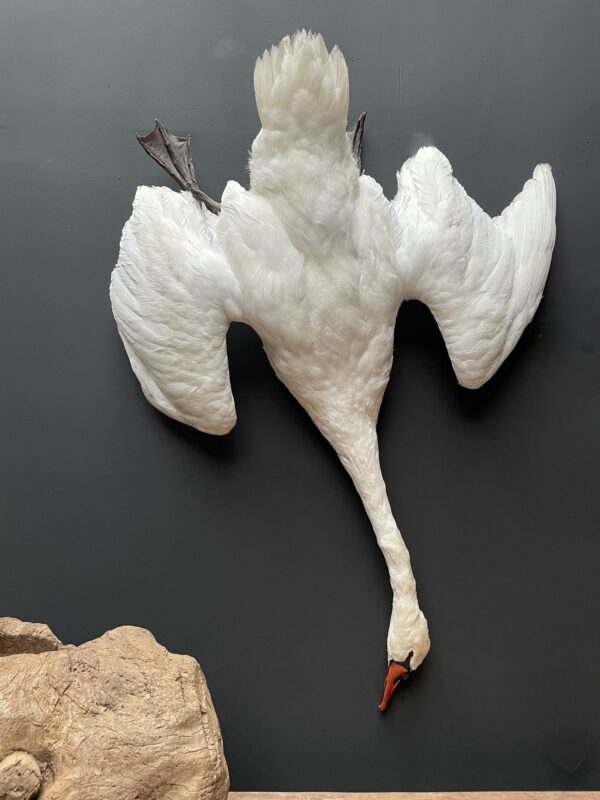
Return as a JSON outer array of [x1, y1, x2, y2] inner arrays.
[[378, 661, 410, 711]]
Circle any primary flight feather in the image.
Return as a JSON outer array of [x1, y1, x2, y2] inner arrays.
[[110, 31, 556, 709]]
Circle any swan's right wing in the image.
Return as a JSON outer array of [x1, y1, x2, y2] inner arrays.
[[393, 147, 556, 389], [110, 186, 242, 434]]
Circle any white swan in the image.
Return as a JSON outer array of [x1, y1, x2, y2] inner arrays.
[[110, 31, 556, 710]]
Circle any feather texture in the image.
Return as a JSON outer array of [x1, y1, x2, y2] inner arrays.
[[253, 30, 349, 139], [110, 187, 241, 434], [111, 31, 555, 701], [394, 147, 556, 388]]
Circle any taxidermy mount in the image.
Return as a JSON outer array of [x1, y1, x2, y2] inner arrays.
[[110, 30, 556, 710]]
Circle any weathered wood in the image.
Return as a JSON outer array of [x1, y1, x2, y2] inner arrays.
[[0, 619, 229, 800]]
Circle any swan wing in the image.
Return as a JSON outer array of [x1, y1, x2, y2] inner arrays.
[[110, 186, 242, 434], [393, 147, 556, 388]]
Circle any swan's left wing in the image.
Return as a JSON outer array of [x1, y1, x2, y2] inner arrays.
[[393, 147, 556, 389], [110, 186, 242, 435]]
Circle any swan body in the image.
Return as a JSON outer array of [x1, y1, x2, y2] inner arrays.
[[110, 31, 556, 708]]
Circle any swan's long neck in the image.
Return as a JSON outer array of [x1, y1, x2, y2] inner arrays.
[[323, 415, 430, 669]]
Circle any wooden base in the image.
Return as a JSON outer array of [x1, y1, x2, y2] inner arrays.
[[231, 792, 599, 800]]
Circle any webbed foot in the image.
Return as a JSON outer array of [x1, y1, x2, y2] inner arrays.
[[137, 119, 221, 214], [350, 111, 367, 173]]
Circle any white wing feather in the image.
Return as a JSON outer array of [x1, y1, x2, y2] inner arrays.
[[110, 186, 242, 434], [394, 147, 556, 388]]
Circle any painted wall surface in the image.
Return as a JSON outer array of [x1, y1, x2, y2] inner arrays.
[[1, 0, 598, 791]]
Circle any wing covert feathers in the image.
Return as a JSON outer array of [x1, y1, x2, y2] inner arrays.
[[110, 186, 241, 434], [395, 147, 556, 389]]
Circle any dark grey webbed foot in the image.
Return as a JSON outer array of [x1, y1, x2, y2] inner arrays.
[[137, 119, 221, 214], [350, 111, 367, 173]]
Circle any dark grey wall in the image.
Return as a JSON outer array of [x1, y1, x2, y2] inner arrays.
[[1, 0, 599, 791]]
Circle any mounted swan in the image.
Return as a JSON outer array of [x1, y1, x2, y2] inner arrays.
[[110, 31, 556, 710]]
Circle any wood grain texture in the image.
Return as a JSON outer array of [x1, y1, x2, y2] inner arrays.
[[230, 793, 600, 800], [0, 619, 230, 800]]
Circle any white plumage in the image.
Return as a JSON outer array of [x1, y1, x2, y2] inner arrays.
[[110, 31, 556, 708]]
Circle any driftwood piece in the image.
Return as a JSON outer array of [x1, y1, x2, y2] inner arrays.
[[0, 618, 61, 657], [0, 618, 229, 800]]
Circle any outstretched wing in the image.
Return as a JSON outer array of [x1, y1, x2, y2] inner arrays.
[[394, 147, 556, 389], [110, 186, 242, 434]]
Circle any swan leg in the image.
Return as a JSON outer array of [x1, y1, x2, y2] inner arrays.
[[137, 119, 221, 214], [349, 111, 367, 173]]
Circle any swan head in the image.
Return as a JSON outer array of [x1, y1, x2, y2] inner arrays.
[[380, 604, 430, 709]]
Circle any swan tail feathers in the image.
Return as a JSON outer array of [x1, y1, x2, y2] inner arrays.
[[253, 30, 349, 139]]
